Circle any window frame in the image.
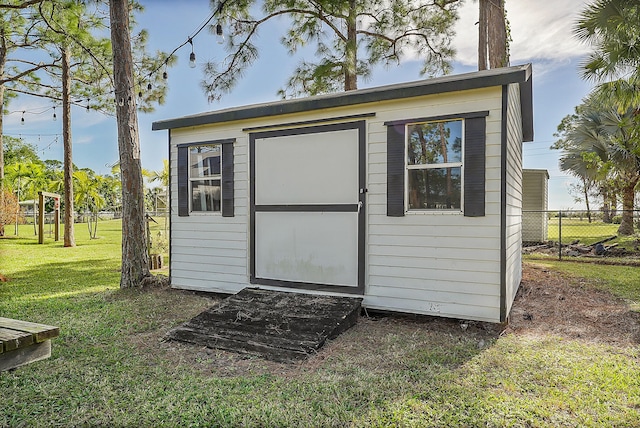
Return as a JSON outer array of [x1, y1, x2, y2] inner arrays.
[[385, 111, 488, 217], [177, 138, 235, 217], [188, 144, 222, 213], [404, 118, 465, 212]]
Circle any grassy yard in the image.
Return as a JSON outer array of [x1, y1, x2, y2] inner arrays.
[[1, 221, 639, 427], [547, 216, 621, 245]]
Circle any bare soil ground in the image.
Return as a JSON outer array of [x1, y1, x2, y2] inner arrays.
[[133, 263, 640, 377], [505, 263, 640, 346]]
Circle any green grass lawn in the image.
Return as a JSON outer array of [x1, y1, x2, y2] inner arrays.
[[1, 221, 639, 427], [547, 217, 621, 245]]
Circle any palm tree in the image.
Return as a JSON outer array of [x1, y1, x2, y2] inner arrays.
[[147, 159, 169, 189], [5, 162, 38, 235], [575, 0, 640, 126], [557, 147, 603, 223], [565, 105, 640, 235], [73, 170, 105, 239], [575, 0, 640, 83], [597, 108, 640, 235], [22, 163, 48, 236], [146, 159, 169, 231], [574, 1, 640, 233]]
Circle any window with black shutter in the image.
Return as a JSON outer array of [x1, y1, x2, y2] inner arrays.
[[177, 139, 235, 217], [385, 111, 488, 217]]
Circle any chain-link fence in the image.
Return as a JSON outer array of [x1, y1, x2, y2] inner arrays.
[[523, 210, 640, 260]]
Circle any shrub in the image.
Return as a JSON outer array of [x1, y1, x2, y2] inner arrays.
[[612, 215, 622, 224]]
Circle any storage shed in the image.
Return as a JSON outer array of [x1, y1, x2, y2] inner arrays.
[[522, 169, 549, 243], [152, 64, 533, 323]]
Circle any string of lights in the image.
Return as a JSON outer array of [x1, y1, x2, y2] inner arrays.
[[3, 132, 62, 156], [4, 102, 90, 124], [137, 0, 227, 96], [4, 1, 226, 121]]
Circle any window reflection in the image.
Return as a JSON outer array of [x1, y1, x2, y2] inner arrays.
[[406, 120, 463, 211]]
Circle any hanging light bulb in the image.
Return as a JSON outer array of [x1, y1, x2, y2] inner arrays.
[[163, 59, 169, 79], [188, 38, 197, 68], [138, 90, 143, 98], [21, 111, 25, 125], [52, 106, 57, 121], [216, 23, 224, 44], [147, 82, 152, 91], [86, 98, 90, 113]]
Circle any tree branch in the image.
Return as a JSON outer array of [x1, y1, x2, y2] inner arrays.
[[38, 1, 114, 88], [0, 0, 44, 9], [0, 59, 58, 85], [238, 7, 346, 43]]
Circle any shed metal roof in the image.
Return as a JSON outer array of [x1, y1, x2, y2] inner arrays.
[[152, 63, 533, 141]]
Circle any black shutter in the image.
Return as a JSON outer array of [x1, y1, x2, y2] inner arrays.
[[221, 143, 234, 217], [177, 145, 189, 216], [464, 117, 486, 217], [387, 124, 405, 216]]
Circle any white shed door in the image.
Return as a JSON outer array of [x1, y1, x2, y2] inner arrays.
[[250, 122, 365, 294]]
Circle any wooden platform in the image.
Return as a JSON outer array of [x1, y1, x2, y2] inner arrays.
[[0, 317, 59, 372], [167, 288, 362, 362]]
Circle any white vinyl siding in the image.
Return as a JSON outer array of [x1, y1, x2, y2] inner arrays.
[[170, 128, 248, 294], [504, 83, 524, 315], [165, 81, 525, 323], [366, 87, 503, 322]]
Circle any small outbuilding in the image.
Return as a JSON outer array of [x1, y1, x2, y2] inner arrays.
[[153, 64, 534, 323], [522, 169, 549, 243]]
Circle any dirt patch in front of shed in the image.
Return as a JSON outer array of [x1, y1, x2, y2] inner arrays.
[[504, 263, 640, 346], [128, 263, 640, 377]]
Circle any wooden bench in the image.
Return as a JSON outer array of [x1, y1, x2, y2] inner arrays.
[[0, 317, 59, 372]]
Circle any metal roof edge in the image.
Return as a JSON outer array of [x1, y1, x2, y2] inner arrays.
[[152, 63, 533, 131]]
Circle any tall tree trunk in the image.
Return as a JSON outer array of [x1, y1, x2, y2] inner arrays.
[[478, 0, 488, 70], [62, 46, 75, 247], [0, 27, 6, 186], [479, 0, 508, 70], [617, 177, 637, 236], [0, 84, 5, 237], [109, 0, 149, 288], [487, 0, 508, 68], [601, 186, 611, 223], [344, 0, 357, 91], [1, 28, 6, 236], [583, 181, 592, 223], [0, 84, 4, 186]]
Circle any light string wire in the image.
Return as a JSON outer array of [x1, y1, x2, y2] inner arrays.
[[4, 1, 226, 119], [137, 0, 226, 92]]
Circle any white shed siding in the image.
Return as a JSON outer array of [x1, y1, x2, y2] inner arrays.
[[168, 110, 361, 293], [504, 83, 524, 316], [165, 83, 521, 322], [169, 126, 250, 293], [365, 87, 504, 322]]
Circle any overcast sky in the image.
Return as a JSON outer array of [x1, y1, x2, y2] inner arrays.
[[4, 0, 596, 209]]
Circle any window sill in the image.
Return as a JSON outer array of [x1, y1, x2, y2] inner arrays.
[[405, 210, 463, 216], [188, 211, 222, 216]]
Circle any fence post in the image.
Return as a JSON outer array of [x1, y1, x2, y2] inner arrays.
[[558, 210, 562, 260]]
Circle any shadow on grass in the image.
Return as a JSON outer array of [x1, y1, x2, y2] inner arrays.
[[0, 258, 120, 308]]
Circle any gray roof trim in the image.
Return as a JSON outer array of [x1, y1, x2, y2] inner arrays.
[[152, 64, 533, 131]]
